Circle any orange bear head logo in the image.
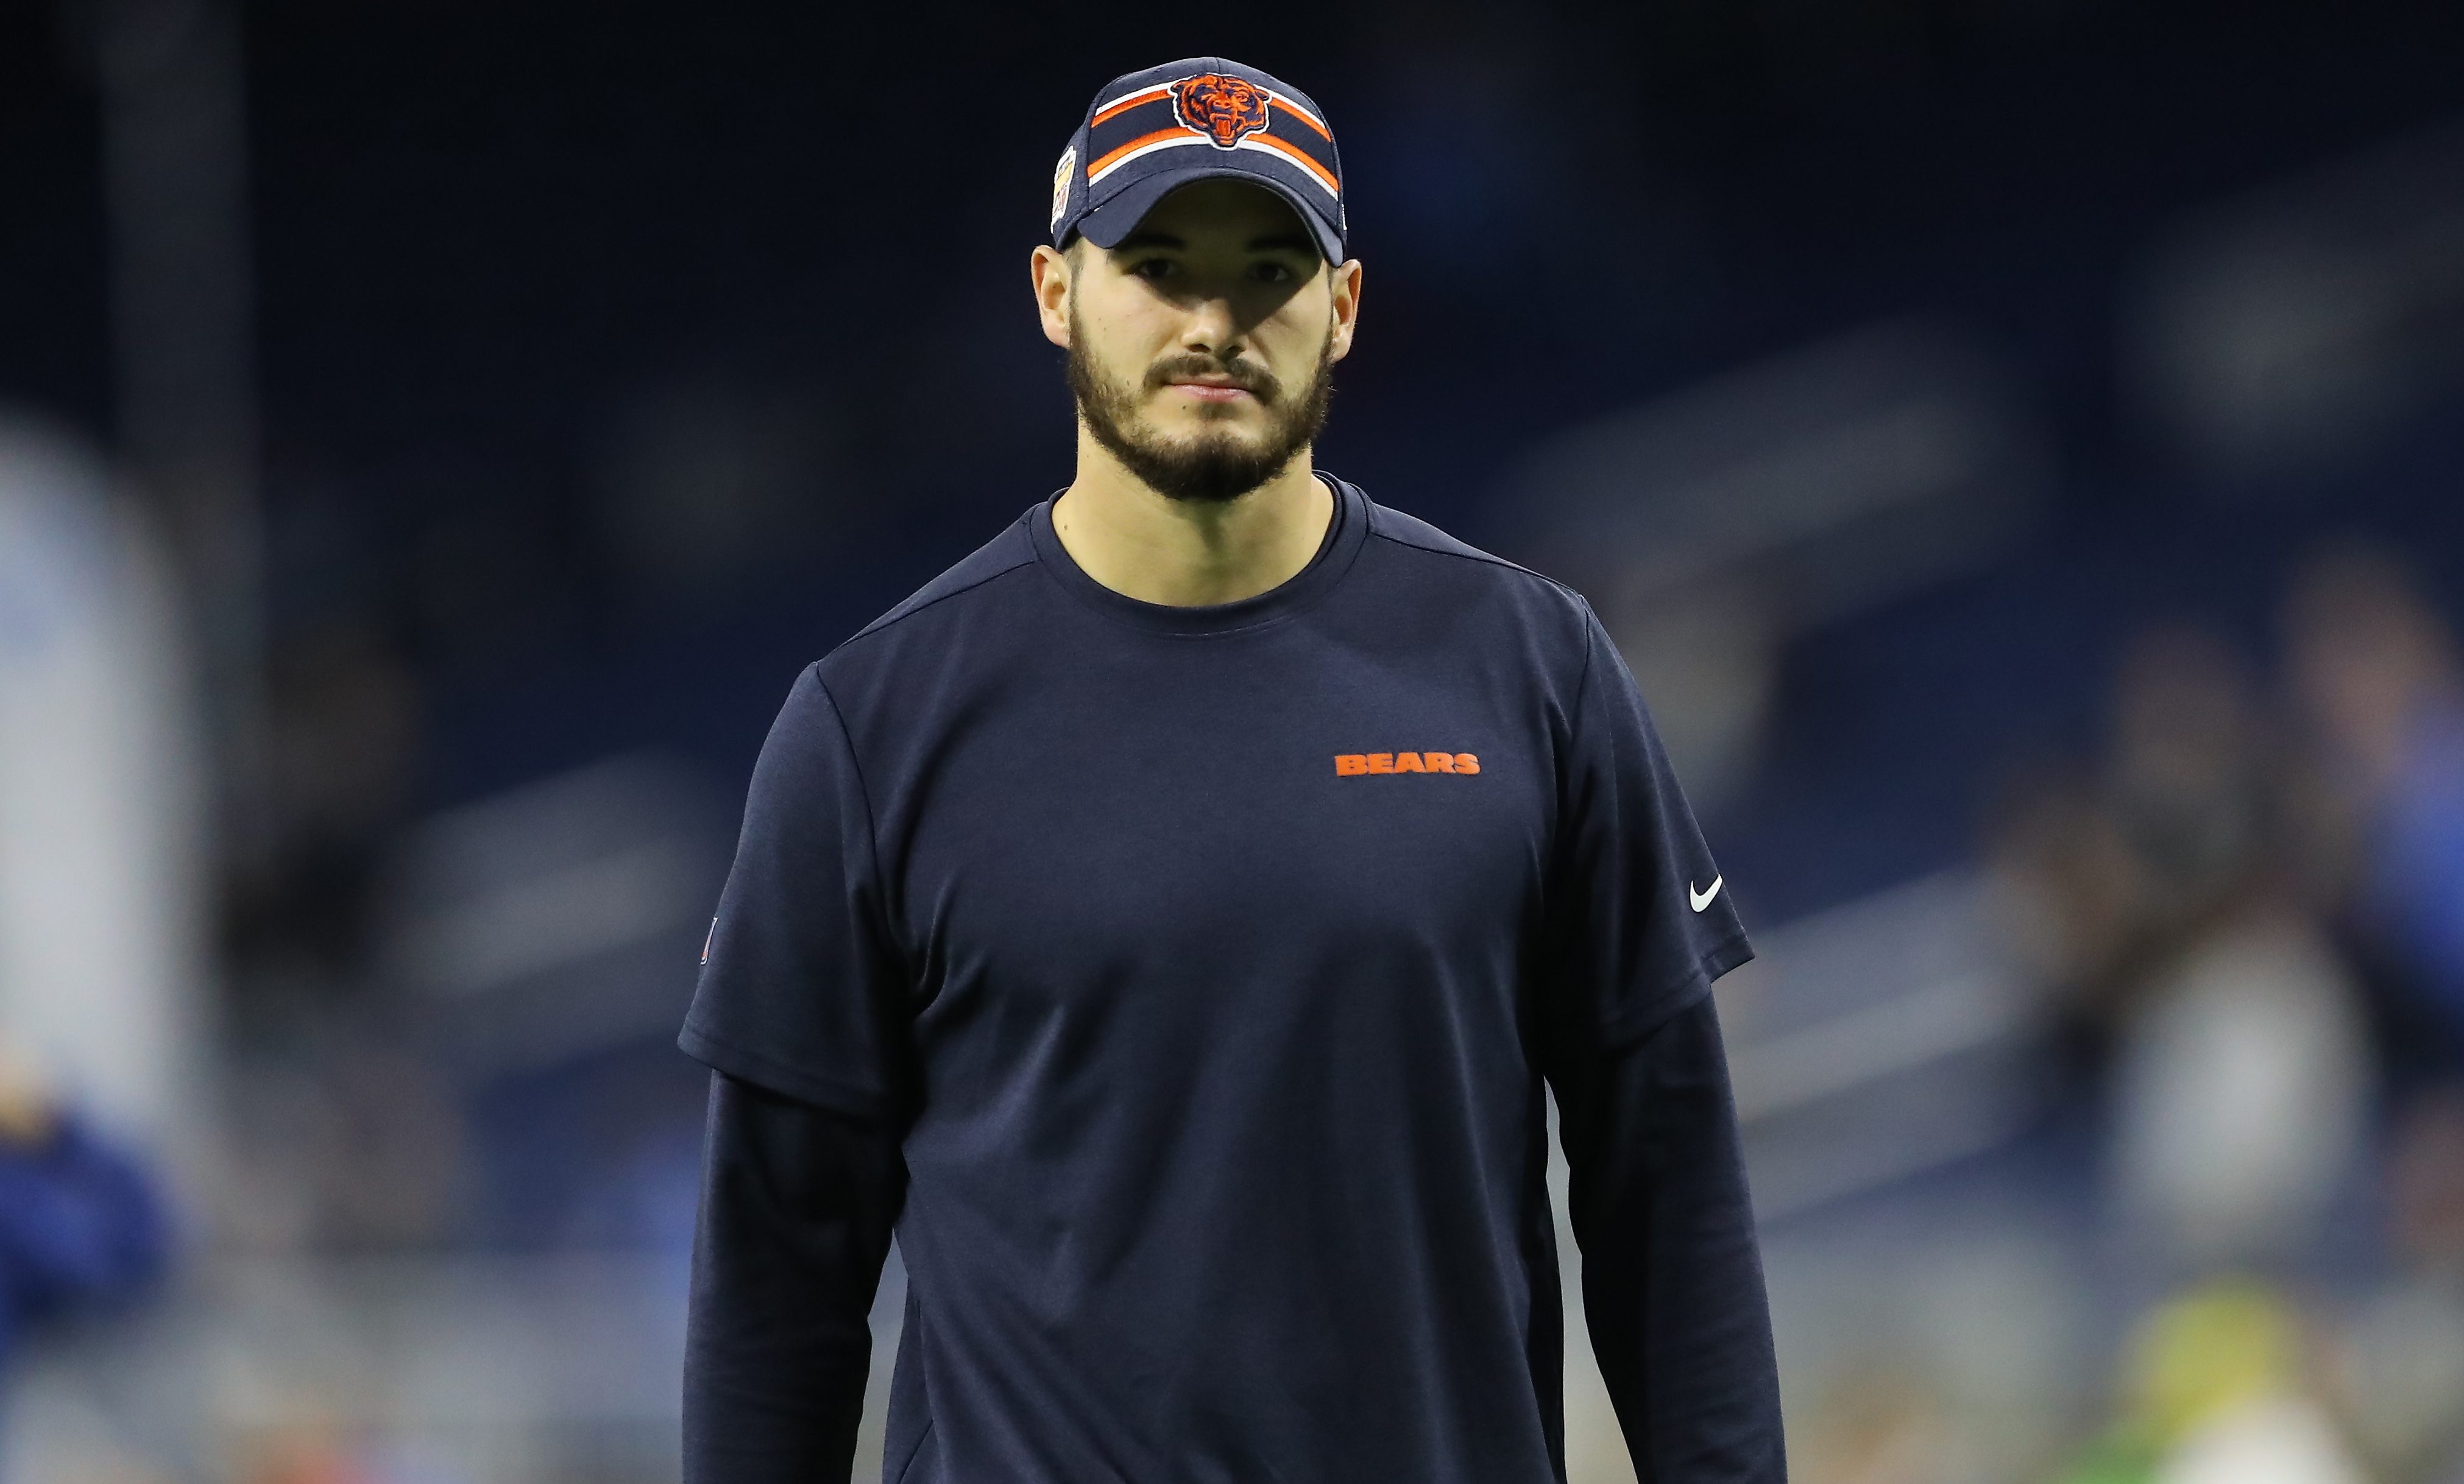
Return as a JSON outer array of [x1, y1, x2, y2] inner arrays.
[[1172, 72, 1272, 150]]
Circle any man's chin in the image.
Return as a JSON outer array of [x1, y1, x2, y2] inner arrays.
[[1128, 421, 1272, 462], [1117, 437, 1297, 504]]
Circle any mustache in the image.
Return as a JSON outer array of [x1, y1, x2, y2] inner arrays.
[[1142, 354, 1280, 404]]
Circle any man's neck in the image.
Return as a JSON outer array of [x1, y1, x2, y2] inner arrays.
[[1050, 434, 1335, 607]]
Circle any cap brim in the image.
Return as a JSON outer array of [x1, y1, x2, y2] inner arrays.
[[1076, 166, 1345, 264]]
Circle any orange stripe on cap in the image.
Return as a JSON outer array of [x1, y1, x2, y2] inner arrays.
[[1090, 84, 1172, 128], [1268, 95, 1331, 140], [1251, 132, 1340, 196], [1088, 127, 1201, 180]]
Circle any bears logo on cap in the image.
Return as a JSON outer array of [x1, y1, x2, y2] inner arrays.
[[1172, 72, 1271, 150]]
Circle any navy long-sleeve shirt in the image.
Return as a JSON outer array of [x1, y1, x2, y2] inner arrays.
[[687, 989, 1781, 1482], [680, 479, 1784, 1481]]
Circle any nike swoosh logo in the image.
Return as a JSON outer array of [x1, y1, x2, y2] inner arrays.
[[1689, 875, 1723, 913]]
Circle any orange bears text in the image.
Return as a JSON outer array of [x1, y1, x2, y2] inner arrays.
[[1334, 752, 1480, 777]]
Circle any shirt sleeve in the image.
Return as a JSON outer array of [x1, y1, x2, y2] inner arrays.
[[1554, 994, 1786, 1483], [1545, 598, 1754, 1047], [684, 1070, 906, 1484], [679, 663, 916, 1118]]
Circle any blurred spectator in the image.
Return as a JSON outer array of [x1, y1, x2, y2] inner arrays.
[[1985, 760, 2138, 1039], [0, 1039, 167, 1370], [2284, 546, 2464, 1085], [1991, 621, 2371, 1273], [2107, 914, 2370, 1273], [224, 624, 422, 1018], [1989, 625, 2281, 1068], [2102, 627, 2277, 950]]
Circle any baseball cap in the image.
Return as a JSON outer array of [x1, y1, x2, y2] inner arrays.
[[1049, 58, 1347, 264]]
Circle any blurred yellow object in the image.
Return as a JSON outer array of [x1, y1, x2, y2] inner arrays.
[[2123, 1279, 2300, 1447], [2053, 1430, 2159, 1484], [0, 1036, 59, 1147], [2055, 1281, 2342, 1484]]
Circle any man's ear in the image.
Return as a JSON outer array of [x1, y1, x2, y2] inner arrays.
[[1030, 243, 1073, 350], [1326, 258, 1363, 364]]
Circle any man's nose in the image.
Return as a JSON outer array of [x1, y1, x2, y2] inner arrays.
[[1180, 296, 1242, 356]]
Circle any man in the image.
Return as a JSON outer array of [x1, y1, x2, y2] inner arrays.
[[681, 57, 1785, 1484]]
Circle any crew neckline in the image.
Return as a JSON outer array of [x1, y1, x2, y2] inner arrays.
[[1028, 473, 1368, 636]]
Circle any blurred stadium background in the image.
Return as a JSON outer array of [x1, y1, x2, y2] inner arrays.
[[5, 1, 2464, 1480]]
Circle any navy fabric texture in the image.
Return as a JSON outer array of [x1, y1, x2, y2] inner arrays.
[[680, 477, 1770, 1482], [1552, 998, 1786, 1483], [684, 1072, 904, 1483], [685, 989, 1785, 1484]]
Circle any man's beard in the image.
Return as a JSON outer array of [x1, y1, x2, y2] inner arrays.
[[1066, 311, 1334, 504]]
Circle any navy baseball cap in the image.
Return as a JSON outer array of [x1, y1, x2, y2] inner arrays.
[[1050, 58, 1347, 263]]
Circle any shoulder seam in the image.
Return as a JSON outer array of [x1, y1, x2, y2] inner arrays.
[[1364, 523, 1582, 602], [805, 667, 884, 883], [805, 666, 919, 994], [831, 553, 1038, 654], [1569, 593, 1604, 730]]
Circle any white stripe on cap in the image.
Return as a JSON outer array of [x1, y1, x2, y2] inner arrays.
[[1091, 82, 1173, 121], [1085, 132, 1211, 186], [1234, 135, 1338, 197], [1263, 88, 1327, 135], [1085, 132, 1339, 200]]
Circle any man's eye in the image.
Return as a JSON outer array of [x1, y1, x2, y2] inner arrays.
[[1250, 262, 1294, 283], [1133, 259, 1177, 280]]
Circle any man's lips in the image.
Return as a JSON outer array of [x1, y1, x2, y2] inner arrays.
[[1163, 377, 1260, 403]]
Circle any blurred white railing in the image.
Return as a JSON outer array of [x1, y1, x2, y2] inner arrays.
[[4, 1253, 690, 1484], [1718, 869, 2053, 1221]]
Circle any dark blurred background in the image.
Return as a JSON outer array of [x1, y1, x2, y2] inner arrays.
[[3, 2, 2463, 1480]]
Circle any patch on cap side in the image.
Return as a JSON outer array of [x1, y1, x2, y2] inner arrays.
[[1050, 146, 1076, 230]]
